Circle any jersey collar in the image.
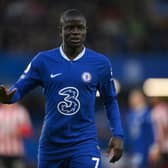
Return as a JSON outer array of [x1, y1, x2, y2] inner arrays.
[[59, 46, 86, 61]]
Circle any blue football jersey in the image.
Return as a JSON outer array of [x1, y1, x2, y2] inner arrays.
[[9, 47, 124, 159]]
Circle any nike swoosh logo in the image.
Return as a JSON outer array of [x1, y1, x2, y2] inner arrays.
[[50, 73, 62, 78]]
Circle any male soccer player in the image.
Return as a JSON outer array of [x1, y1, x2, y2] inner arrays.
[[0, 9, 124, 168]]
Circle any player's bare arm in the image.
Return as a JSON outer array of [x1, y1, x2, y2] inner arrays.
[[0, 85, 16, 103]]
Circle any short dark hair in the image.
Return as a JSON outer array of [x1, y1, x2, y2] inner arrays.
[[60, 9, 86, 25]]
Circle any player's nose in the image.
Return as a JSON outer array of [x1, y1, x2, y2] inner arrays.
[[71, 27, 80, 34]]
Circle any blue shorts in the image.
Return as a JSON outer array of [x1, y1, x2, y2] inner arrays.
[[38, 140, 102, 168], [38, 154, 102, 168]]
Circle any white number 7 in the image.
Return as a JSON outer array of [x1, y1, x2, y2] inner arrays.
[[92, 157, 100, 168]]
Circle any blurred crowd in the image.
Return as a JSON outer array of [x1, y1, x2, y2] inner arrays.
[[0, 0, 168, 56]]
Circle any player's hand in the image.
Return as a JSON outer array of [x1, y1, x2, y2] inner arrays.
[[0, 85, 16, 103], [106, 137, 124, 163]]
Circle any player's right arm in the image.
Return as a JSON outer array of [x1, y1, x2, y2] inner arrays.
[[0, 53, 42, 104]]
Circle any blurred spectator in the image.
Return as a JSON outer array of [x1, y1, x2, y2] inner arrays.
[[149, 97, 168, 168], [0, 103, 33, 168], [124, 89, 154, 168], [0, 0, 168, 55]]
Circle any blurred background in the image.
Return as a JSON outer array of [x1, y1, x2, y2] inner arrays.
[[0, 0, 168, 168]]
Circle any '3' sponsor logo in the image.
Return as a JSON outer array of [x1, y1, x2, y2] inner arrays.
[[57, 87, 80, 115]]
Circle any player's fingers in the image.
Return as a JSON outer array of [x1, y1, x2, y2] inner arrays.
[[0, 85, 7, 94], [106, 141, 114, 155], [106, 147, 113, 156], [110, 156, 118, 163], [8, 88, 17, 98], [110, 149, 122, 163], [106, 149, 110, 155], [110, 154, 122, 163]]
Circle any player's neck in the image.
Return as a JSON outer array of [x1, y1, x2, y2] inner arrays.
[[62, 44, 84, 60]]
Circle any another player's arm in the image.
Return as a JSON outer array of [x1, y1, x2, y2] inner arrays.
[[98, 59, 124, 163]]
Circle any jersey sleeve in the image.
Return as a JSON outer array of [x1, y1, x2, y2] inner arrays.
[[98, 58, 124, 138], [9, 53, 43, 103]]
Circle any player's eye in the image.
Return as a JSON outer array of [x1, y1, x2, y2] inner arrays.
[[64, 25, 73, 30], [64, 25, 85, 32]]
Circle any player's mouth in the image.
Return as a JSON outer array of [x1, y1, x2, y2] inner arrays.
[[70, 38, 81, 44]]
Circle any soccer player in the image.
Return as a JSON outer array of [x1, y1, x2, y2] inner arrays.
[[0, 9, 124, 168]]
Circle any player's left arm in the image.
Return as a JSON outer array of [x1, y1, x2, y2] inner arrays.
[[98, 58, 124, 163], [8, 53, 43, 104]]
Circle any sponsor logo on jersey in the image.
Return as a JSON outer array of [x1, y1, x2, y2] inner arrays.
[[57, 87, 80, 115]]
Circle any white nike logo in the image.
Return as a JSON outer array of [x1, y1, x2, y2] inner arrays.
[[50, 73, 62, 78]]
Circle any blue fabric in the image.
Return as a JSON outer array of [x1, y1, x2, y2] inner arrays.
[[38, 139, 102, 168]]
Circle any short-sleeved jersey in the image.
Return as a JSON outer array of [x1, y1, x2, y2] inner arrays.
[[9, 47, 124, 159]]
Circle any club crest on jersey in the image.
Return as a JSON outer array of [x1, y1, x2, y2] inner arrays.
[[81, 72, 92, 83]]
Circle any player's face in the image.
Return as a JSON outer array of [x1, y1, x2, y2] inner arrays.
[[60, 16, 87, 48]]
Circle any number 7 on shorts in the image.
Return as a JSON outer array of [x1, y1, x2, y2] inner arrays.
[[92, 157, 100, 168]]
